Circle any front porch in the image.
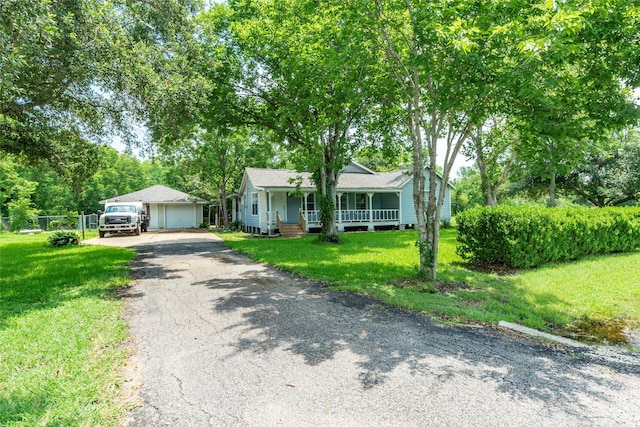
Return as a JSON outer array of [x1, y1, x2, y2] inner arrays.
[[261, 191, 403, 234]]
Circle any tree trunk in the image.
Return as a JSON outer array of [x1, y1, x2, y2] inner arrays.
[[425, 162, 439, 280], [408, 95, 428, 279], [549, 170, 557, 207], [316, 132, 340, 243], [473, 130, 514, 207], [319, 165, 340, 242], [414, 155, 428, 278], [221, 187, 229, 229], [485, 191, 497, 207]]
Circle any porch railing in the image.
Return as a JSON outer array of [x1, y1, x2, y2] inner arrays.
[[370, 209, 399, 221], [305, 210, 320, 224], [299, 210, 307, 230], [302, 209, 399, 224]]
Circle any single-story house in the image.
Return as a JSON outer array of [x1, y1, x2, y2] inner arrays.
[[232, 162, 453, 235], [101, 185, 208, 229]]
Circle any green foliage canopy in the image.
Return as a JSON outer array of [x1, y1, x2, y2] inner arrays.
[[564, 129, 640, 207]]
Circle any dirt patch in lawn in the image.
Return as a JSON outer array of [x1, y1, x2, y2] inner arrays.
[[466, 262, 522, 276], [566, 317, 640, 347], [391, 278, 478, 294]]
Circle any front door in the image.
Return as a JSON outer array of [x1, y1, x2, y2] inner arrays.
[[271, 192, 287, 224]]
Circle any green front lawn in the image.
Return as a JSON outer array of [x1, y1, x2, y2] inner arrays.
[[0, 233, 135, 426], [220, 229, 640, 344]]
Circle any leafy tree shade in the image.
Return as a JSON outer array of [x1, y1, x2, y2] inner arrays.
[[509, 0, 639, 206], [467, 118, 518, 206], [194, 0, 381, 241], [0, 155, 39, 224], [563, 130, 640, 207], [451, 167, 484, 215], [2, 0, 130, 155], [350, 0, 548, 279], [79, 147, 159, 213], [158, 127, 277, 228], [1, 0, 200, 194], [356, 146, 412, 173], [349, 0, 639, 278]]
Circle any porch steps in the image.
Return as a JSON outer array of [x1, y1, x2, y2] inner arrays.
[[279, 223, 304, 238]]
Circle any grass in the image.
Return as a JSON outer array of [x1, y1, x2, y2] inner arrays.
[[219, 229, 640, 344], [0, 232, 135, 426]]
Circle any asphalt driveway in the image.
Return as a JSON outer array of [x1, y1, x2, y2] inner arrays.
[[114, 233, 640, 426]]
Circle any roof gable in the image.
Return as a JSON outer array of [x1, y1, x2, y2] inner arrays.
[[341, 161, 376, 174]]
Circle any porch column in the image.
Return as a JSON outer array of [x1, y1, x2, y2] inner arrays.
[[337, 192, 344, 232], [267, 192, 273, 235], [367, 192, 374, 231], [397, 191, 405, 230], [303, 192, 309, 232], [231, 198, 237, 222]]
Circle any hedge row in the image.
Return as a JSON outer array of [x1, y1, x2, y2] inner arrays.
[[455, 206, 640, 268]]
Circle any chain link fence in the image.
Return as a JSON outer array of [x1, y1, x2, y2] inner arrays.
[[1, 214, 99, 231]]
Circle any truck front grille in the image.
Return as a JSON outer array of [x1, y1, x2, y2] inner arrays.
[[105, 215, 131, 225]]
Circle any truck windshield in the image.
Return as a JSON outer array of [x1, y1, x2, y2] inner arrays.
[[105, 205, 136, 213]]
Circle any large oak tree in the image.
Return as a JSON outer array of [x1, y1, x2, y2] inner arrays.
[[1, 0, 199, 181]]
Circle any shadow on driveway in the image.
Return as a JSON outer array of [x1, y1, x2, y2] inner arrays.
[[124, 241, 640, 426]]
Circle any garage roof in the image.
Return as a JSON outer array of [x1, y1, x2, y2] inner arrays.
[[100, 185, 208, 204]]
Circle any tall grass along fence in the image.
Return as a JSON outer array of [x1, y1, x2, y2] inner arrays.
[[456, 206, 640, 268]]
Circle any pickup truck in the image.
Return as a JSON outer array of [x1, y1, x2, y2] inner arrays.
[[98, 201, 149, 238]]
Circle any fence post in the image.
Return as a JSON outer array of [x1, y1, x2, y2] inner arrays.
[[81, 211, 85, 240]]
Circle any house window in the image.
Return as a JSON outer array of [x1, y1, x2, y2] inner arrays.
[[339, 193, 348, 211], [305, 193, 315, 211], [355, 193, 367, 210], [251, 193, 258, 215]]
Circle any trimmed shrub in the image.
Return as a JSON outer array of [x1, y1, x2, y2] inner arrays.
[[48, 231, 80, 247], [456, 206, 640, 268]]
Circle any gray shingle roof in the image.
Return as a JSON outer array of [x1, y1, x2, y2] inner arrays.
[[100, 185, 208, 204], [245, 168, 412, 191]]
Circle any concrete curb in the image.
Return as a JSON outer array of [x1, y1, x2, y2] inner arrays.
[[498, 321, 589, 348]]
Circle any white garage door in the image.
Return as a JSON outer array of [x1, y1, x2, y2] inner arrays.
[[166, 205, 196, 228]]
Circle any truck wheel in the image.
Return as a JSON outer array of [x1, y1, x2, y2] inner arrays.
[[99, 231, 105, 238], [134, 225, 140, 236]]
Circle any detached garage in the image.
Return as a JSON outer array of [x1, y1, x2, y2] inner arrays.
[[101, 185, 208, 230]]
